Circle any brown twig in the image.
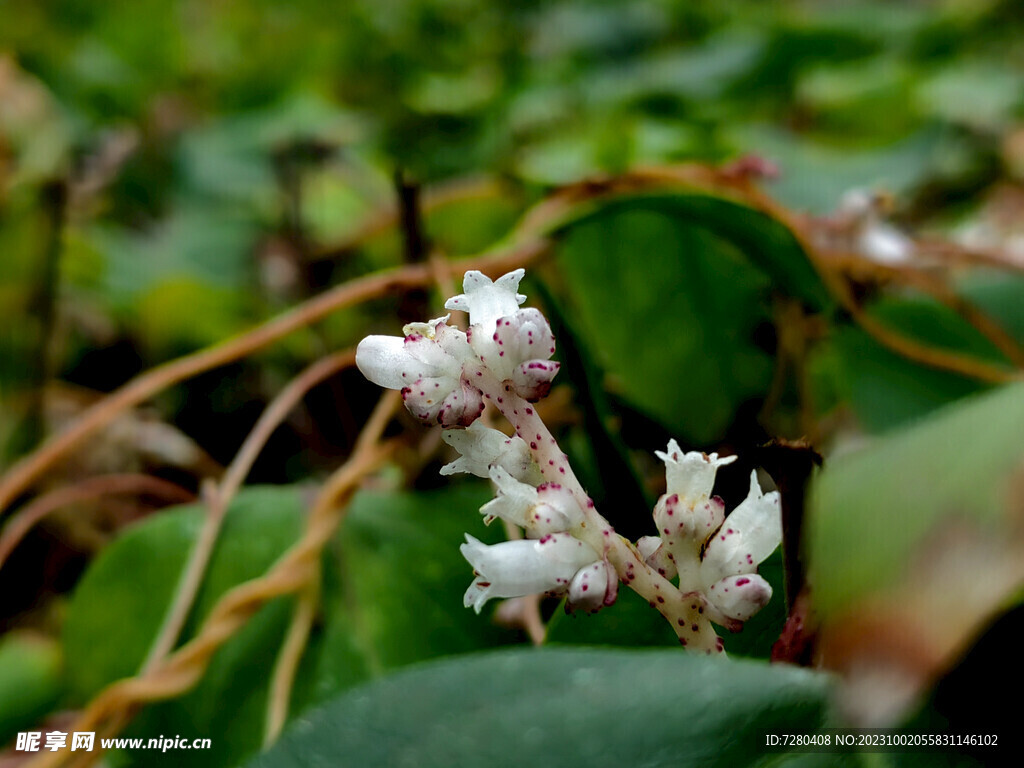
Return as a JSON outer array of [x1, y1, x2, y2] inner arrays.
[[262, 390, 401, 748], [263, 574, 320, 748], [807, 247, 1024, 370], [140, 351, 357, 673], [26, 420, 401, 768], [0, 245, 547, 516], [0, 475, 194, 570], [708, 176, 1024, 384]]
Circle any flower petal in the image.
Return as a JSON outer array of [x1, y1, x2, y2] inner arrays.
[[701, 471, 781, 585], [440, 422, 537, 482], [355, 335, 415, 390], [445, 269, 527, 334], [705, 573, 773, 622], [403, 332, 457, 371], [655, 439, 736, 507], [530, 481, 581, 536], [459, 533, 599, 612], [480, 466, 537, 527]]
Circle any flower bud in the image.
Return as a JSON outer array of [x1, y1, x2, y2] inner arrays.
[[512, 359, 560, 402], [356, 318, 485, 427], [472, 308, 555, 380], [566, 559, 618, 613], [636, 535, 677, 580], [705, 573, 773, 622]]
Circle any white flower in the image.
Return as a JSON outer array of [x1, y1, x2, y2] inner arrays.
[[699, 471, 780, 623], [700, 471, 782, 586], [647, 442, 782, 627], [439, 422, 540, 484], [355, 316, 484, 427], [836, 189, 915, 266], [445, 269, 526, 335], [654, 440, 736, 508], [469, 307, 559, 389], [461, 533, 600, 613], [446, 270, 560, 400], [479, 466, 581, 536]]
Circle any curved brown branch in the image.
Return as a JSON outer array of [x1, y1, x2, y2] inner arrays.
[[0, 244, 546, 516], [141, 350, 358, 673], [510, 162, 1024, 384], [0, 475, 194, 570], [26, 410, 401, 768]]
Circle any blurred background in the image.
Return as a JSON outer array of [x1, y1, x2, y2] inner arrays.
[[3, 1, 1024, 764]]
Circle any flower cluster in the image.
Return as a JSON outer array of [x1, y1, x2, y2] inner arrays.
[[638, 440, 781, 629], [356, 269, 560, 429], [356, 268, 782, 652], [357, 271, 610, 613]]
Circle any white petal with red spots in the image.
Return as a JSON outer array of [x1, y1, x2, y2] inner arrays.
[[460, 533, 600, 613], [654, 439, 736, 508], [444, 269, 526, 336], [439, 422, 539, 483]]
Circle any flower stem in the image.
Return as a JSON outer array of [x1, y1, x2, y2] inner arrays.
[[471, 365, 722, 653]]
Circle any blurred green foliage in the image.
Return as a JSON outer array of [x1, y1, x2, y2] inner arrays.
[[62, 485, 518, 767], [4, 1, 1024, 439], [4, 0, 1024, 764]]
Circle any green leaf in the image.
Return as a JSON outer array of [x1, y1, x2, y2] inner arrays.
[[545, 584, 678, 648], [63, 486, 310, 767], [247, 647, 834, 768], [319, 485, 521, 684], [807, 382, 1024, 726], [62, 486, 309, 701], [0, 633, 63, 745], [957, 271, 1024, 347], [62, 482, 522, 767], [831, 293, 1009, 433], [555, 194, 829, 444], [809, 381, 1024, 617], [726, 126, 944, 214]]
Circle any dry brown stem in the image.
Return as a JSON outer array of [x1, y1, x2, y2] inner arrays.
[[140, 350, 358, 673], [0, 475, 194, 570], [0, 245, 545, 516], [25, 396, 401, 768]]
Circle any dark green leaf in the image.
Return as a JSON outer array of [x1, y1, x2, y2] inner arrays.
[[556, 194, 829, 443], [63, 483, 522, 767], [831, 293, 1009, 433], [247, 647, 834, 768], [63, 486, 310, 768], [320, 484, 522, 683]]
